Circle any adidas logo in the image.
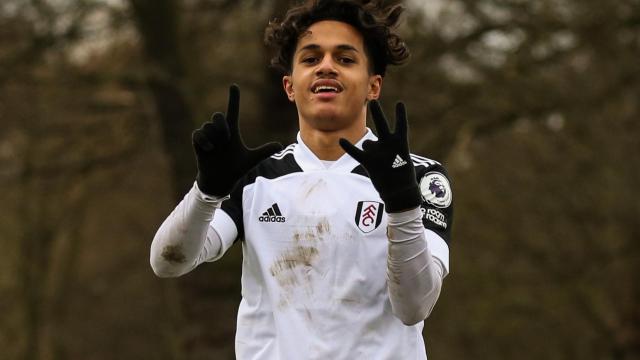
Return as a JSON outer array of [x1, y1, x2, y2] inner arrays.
[[392, 154, 408, 168], [258, 203, 286, 223]]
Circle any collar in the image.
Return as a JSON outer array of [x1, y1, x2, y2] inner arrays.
[[294, 128, 377, 172]]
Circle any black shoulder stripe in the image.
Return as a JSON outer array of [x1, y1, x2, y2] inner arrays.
[[221, 147, 302, 240], [256, 151, 303, 180]]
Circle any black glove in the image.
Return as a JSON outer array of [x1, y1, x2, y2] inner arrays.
[[192, 84, 283, 196], [339, 100, 421, 213]]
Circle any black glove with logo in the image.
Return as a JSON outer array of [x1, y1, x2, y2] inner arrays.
[[339, 100, 421, 213], [193, 84, 283, 197]]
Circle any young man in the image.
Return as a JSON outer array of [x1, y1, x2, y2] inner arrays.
[[151, 0, 453, 358]]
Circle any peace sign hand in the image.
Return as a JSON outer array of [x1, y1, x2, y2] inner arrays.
[[339, 100, 421, 213]]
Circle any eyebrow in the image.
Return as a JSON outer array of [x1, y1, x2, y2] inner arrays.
[[297, 44, 360, 53]]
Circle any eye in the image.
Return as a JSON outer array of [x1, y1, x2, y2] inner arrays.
[[301, 56, 318, 64], [338, 56, 355, 64]]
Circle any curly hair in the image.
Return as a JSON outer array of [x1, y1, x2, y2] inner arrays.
[[264, 0, 410, 77]]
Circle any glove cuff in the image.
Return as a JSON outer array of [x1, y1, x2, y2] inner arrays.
[[381, 185, 422, 213]]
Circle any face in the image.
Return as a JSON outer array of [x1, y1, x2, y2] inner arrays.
[[283, 20, 382, 132]]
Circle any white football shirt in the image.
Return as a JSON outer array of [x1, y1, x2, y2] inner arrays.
[[206, 130, 452, 359]]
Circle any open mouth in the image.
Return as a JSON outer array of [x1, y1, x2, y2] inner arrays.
[[312, 85, 340, 93], [311, 80, 343, 94]]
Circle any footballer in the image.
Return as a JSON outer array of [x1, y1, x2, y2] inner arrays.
[[151, 0, 453, 358]]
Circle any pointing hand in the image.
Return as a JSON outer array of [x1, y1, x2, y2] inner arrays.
[[193, 85, 283, 196]]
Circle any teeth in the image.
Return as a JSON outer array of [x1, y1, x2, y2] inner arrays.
[[314, 85, 338, 93]]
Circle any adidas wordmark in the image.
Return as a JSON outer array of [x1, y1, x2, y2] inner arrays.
[[258, 203, 286, 223]]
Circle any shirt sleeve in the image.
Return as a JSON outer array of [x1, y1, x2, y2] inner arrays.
[[220, 166, 250, 238], [149, 182, 237, 277], [416, 163, 453, 274], [386, 207, 445, 326], [384, 161, 454, 325], [417, 164, 453, 240], [206, 209, 238, 262]]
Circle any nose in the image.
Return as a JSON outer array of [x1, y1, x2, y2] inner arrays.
[[315, 54, 337, 77]]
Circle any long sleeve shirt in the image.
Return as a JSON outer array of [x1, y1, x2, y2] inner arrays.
[[151, 129, 453, 359]]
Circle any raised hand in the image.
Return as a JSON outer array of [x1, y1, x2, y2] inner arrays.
[[193, 84, 283, 196], [339, 100, 421, 213]]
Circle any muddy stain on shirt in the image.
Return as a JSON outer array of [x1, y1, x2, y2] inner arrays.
[[161, 244, 186, 264], [270, 246, 318, 277]]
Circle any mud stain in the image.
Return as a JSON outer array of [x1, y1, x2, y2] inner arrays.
[[270, 246, 318, 277], [161, 245, 186, 264], [274, 270, 298, 287], [291, 216, 331, 243], [271, 246, 319, 309], [291, 229, 321, 243], [292, 231, 315, 242], [305, 231, 316, 241], [338, 298, 360, 305], [316, 218, 330, 235]]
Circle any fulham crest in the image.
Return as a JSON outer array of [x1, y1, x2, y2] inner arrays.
[[355, 201, 384, 233]]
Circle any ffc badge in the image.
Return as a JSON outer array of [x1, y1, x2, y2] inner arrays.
[[355, 201, 384, 233]]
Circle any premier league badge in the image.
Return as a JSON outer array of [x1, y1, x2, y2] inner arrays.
[[420, 172, 452, 208], [355, 201, 384, 233]]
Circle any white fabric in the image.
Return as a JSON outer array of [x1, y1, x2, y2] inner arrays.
[[387, 207, 444, 325], [150, 129, 450, 359], [319, 159, 336, 168], [150, 182, 225, 277]]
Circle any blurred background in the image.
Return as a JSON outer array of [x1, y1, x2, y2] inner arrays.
[[1, 0, 638, 359]]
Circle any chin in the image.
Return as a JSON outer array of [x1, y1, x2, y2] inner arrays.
[[302, 111, 344, 131], [309, 117, 344, 131], [314, 108, 340, 120]]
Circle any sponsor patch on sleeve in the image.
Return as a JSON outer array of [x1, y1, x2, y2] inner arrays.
[[421, 208, 448, 229], [419, 172, 452, 208]]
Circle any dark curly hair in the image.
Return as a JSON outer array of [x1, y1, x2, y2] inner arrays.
[[264, 0, 410, 77]]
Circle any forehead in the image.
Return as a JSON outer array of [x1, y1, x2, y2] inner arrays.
[[295, 20, 365, 52]]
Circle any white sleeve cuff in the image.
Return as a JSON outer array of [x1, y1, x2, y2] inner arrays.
[[206, 209, 239, 262]]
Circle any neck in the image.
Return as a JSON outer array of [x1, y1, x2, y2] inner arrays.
[[299, 119, 367, 161]]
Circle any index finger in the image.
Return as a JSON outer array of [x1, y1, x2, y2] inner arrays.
[[368, 100, 391, 138], [226, 84, 240, 134]]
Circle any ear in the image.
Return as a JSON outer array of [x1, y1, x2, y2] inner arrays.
[[283, 75, 295, 102], [367, 74, 383, 101]]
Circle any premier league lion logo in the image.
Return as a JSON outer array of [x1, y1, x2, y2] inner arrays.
[[420, 172, 452, 208], [429, 178, 446, 199]]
